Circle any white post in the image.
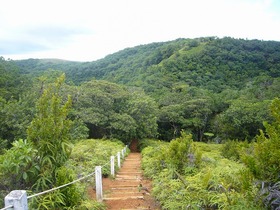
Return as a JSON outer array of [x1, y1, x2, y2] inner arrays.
[[95, 166, 103, 202], [125, 145, 128, 153], [117, 152, 121, 168], [121, 149, 124, 158], [5, 190, 28, 210], [110, 156, 115, 177]]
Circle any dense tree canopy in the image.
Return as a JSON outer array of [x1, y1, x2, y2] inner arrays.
[[71, 80, 158, 141], [0, 37, 279, 142]]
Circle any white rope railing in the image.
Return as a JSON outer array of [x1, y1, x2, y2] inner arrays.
[[1, 145, 129, 210], [27, 170, 96, 199], [0, 205, 13, 210]]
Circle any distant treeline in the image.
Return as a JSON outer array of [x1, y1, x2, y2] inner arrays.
[[0, 37, 280, 144]]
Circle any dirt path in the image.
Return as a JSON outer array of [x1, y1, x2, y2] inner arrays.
[[102, 152, 161, 210]]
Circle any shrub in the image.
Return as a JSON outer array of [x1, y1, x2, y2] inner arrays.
[[142, 138, 263, 209], [69, 139, 125, 177], [242, 98, 280, 182], [0, 139, 38, 189], [0, 139, 38, 207]]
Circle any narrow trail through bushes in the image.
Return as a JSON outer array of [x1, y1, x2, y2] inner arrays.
[[102, 140, 161, 209]]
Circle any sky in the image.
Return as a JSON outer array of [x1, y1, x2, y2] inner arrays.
[[1, 0, 280, 62]]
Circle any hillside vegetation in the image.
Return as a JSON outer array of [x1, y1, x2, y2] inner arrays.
[[15, 37, 280, 91], [140, 98, 280, 209], [9, 37, 280, 141], [0, 37, 280, 208]]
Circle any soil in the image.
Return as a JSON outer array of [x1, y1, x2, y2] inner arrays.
[[129, 139, 139, 152], [89, 140, 161, 210]]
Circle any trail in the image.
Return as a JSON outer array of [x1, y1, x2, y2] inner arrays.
[[102, 141, 160, 210]]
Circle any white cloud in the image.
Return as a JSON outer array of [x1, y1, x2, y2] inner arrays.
[[1, 0, 280, 61]]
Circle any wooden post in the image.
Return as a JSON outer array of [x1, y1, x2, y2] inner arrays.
[[117, 152, 121, 168], [95, 166, 103, 202], [5, 190, 28, 210], [110, 156, 115, 177]]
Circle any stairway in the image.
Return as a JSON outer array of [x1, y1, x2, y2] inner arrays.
[[103, 153, 160, 210]]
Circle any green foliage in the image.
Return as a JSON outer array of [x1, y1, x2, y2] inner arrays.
[[142, 132, 201, 179], [142, 139, 263, 209], [0, 139, 38, 207], [0, 57, 29, 100], [67, 138, 125, 209], [31, 166, 84, 210], [21, 74, 79, 209], [0, 139, 8, 154], [69, 139, 126, 177], [5, 37, 279, 141], [72, 80, 158, 141], [221, 140, 249, 161], [55, 166, 83, 208], [158, 87, 215, 141], [0, 139, 38, 188], [127, 89, 158, 139], [78, 200, 106, 210], [215, 99, 272, 140], [32, 190, 66, 210], [27, 74, 73, 191], [164, 132, 199, 173], [69, 118, 89, 141], [141, 143, 168, 179], [0, 97, 35, 147], [242, 98, 280, 182], [138, 138, 165, 151]]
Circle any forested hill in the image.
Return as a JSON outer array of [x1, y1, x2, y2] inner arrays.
[[15, 37, 280, 94], [3, 36, 280, 142]]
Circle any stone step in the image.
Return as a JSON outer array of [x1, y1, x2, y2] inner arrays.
[[119, 170, 141, 172], [110, 208, 149, 210], [119, 167, 142, 170], [109, 190, 141, 193], [103, 196, 144, 201], [104, 191, 144, 198], [118, 171, 142, 174], [121, 164, 141, 166], [115, 209, 149, 210], [110, 187, 139, 190], [109, 182, 141, 186], [116, 175, 141, 178], [124, 158, 141, 160]]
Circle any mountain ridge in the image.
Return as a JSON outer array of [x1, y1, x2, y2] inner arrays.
[[11, 36, 280, 101]]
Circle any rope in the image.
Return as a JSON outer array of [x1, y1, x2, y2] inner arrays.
[[0, 205, 13, 210], [27, 170, 96, 199], [0, 146, 128, 209], [101, 160, 111, 168]]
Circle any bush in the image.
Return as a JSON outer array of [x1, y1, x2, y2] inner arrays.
[[221, 140, 250, 161], [142, 138, 263, 209], [0, 139, 39, 207], [242, 98, 280, 182], [0, 139, 38, 190], [69, 139, 126, 177]]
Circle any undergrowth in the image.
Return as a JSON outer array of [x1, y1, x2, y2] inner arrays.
[[141, 136, 264, 209], [69, 138, 126, 177], [66, 138, 126, 209], [0, 138, 126, 209]]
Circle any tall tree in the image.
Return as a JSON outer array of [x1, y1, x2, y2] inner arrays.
[[27, 74, 72, 191], [214, 99, 271, 140], [127, 89, 158, 139]]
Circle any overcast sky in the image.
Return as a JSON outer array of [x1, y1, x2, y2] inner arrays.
[[1, 0, 280, 61]]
